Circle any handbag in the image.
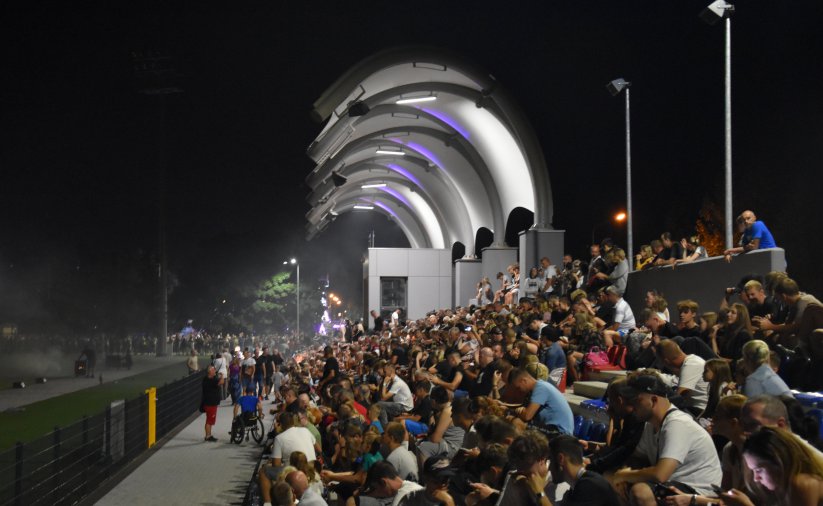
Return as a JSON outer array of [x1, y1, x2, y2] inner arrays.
[[584, 347, 610, 368]]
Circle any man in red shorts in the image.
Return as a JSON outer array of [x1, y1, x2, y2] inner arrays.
[[202, 365, 224, 442]]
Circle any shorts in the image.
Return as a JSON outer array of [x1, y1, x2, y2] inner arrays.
[[204, 405, 218, 425], [266, 376, 274, 387]]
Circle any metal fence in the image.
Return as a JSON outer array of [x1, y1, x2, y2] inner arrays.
[[0, 371, 205, 506]]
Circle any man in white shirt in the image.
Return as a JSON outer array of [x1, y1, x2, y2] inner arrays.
[[376, 364, 414, 427], [382, 421, 419, 482], [540, 257, 558, 295], [612, 372, 722, 503], [213, 351, 228, 400], [259, 411, 320, 506], [605, 285, 636, 333], [657, 340, 709, 416]]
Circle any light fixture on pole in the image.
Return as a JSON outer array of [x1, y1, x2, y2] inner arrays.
[[700, 0, 735, 250], [283, 259, 300, 338], [606, 77, 633, 270], [591, 213, 626, 245]]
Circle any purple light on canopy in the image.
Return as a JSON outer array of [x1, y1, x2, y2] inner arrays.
[[373, 200, 400, 221], [379, 186, 411, 208], [386, 163, 422, 188], [403, 141, 443, 168], [420, 107, 470, 139]]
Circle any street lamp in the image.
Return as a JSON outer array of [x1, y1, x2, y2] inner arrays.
[[607, 77, 633, 270], [700, 0, 735, 249], [283, 258, 300, 337], [592, 212, 627, 245]]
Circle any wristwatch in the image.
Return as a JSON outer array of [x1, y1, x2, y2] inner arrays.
[[535, 490, 546, 500]]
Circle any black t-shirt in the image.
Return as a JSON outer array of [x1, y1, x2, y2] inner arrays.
[[444, 363, 464, 385], [562, 471, 621, 506], [373, 315, 385, 333], [748, 296, 777, 319], [472, 362, 497, 397], [391, 347, 408, 366], [263, 354, 274, 376], [411, 396, 434, 425], [255, 355, 266, 376], [202, 376, 222, 406], [323, 357, 340, 382], [677, 325, 702, 339], [550, 309, 570, 326]]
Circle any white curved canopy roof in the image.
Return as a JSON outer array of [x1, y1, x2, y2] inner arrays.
[[305, 47, 554, 254]]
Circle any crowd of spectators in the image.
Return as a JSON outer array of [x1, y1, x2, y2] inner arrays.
[[199, 208, 823, 505]]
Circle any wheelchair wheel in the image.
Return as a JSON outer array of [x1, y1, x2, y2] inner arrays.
[[230, 419, 245, 444], [251, 418, 264, 444]]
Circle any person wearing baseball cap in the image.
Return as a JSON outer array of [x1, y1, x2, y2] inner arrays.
[[612, 371, 722, 503], [358, 461, 422, 506], [400, 457, 457, 506]]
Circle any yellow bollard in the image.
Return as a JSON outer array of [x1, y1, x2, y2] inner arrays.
[[146, 387, 157, 448]]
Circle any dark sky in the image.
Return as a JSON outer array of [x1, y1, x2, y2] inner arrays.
[[2, 1, 822, 332]]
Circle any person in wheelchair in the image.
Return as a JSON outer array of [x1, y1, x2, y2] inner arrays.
[[235, 386, 264, 420]]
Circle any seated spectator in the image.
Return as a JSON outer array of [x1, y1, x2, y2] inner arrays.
[[723, 210, 777, 261], [476, 277, 493, 306], [654, 232, 684, 267], [709, 303, 754, 362], [417, 386, 465, 463], [740, 395, 823, 460], [741, 340, 792, 398], [757, 277, 823, 353], [284, 470, 327, 506], [426, 350, 466, 395], [523, 267, 542, 299], [507, 367, 574, 436], [548, 435, 621, 506], [587, 378, 645, 475], [376, 364, 414, 427], [496, 430, 554, 505], [400, 456, 457, 506], [674, 235, 708, 265], [594, 248, 629, 295], [744, 279, 777, 320], [540, 256, 558, 296], [270, 481, 295, 506], [675, 300, 702, 338], [260, 412, 319, 506], [470, 347, 499, 398], [355, 461, 423, 506], [727, 427, 823, 506], [656, 340, 710, 416], [288, 452, 324, 497], [605, 285, 636, 334], [381, 421, 419, 482], [635, 244, 654, 271], [395, 380, 433, 436], [701, 358, 734, 419], [234, 385, 264, 420], [612, 371, 722, 502]]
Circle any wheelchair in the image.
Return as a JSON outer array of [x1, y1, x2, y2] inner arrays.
[[230, 412, 265, 444]]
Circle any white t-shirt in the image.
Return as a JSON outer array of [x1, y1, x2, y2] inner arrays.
[[388, 377, 414, 411], [387, 446, 419, 482], [272, 426, 316, 463], [213, 356, 227, 378], [678, 354, 709, 412], [613, 298, 636, 332], [541, 265, 558, 293], [634, 408, 722, 496]]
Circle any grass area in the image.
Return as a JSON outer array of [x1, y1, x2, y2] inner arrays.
[[0, 363, 191, 450]]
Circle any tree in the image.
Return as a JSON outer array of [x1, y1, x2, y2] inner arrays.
[[238, 272, 295, 333]]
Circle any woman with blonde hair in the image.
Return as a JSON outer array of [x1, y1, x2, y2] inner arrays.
[[288, 451, 324, 495], [635, 244, 654, 270], [723, 426, 823, 506], [741, 339, 792, 398]]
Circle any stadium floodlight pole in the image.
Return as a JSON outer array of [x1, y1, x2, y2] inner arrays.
[[607, 78, 633, 270], [701, 0, 735, 249], [284, 259, 300, 338]]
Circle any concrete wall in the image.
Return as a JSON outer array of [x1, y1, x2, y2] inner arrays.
[[481, 246, 518, 291], [519, 228, 565, 281], [364, 248, 452, 321], [454, 259, 483, 307], [624, 248, 787, 324]]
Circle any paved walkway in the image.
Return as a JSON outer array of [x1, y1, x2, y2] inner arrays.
[[95, 400, 263, 506], [0, 355, 187, 411]]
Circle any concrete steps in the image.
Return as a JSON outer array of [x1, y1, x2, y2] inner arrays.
[[571, 381, 609, 400], [585, 369, 628, 382]]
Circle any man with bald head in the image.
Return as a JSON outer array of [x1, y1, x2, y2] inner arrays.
[[724, 210, 776, 261], [285, 470, 327, 506]]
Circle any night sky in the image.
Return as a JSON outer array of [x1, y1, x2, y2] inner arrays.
[[2, 1, 822, 334]]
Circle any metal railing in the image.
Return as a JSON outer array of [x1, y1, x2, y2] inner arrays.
[[0, 371, 204, 506]]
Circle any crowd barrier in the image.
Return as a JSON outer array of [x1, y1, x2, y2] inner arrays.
[[0, 371, 205, 506]]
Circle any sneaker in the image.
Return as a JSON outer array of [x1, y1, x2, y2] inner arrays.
[[205, 436, 218, 442]]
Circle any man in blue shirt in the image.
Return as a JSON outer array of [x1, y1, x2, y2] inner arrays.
[[724, 210, 776, 261], [508, 367, 575, 435]]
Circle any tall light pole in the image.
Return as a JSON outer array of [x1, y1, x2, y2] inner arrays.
[[607, 78, 633, 269], [284, 259, 300, 338], [701, 0, 735, 249]]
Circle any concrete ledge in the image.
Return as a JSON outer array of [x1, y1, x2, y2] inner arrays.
[[572, 381, 608, 399], [586, 369, 628, 382]]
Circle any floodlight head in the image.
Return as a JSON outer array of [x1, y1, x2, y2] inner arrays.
[[347, 100, 370, 117], [290, 258, 297, 265], [700, 0, 734, 25], [607, 78, 631, 96], [331, 171, 348, 187]]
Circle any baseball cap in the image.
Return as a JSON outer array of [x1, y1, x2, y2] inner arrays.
[[423, 456, 457, 481], [617, 374, 671, 399]]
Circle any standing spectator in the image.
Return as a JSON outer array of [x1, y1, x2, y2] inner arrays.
[[213, 351, 228, 400], [723, 210, 777, 261], [187, 349, 199, 374], [263, 347, 275, 400], [654, 233, 684, 267], [539, 257, 558, 296], [201, 365, 223, 442], [587, 245, 608, 291], [741, 340, 792, 398], [594, 248, 629, 295], [255, 347, 267, 398], [548, 435, 621, 506], [371, 310, 385, 334]]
